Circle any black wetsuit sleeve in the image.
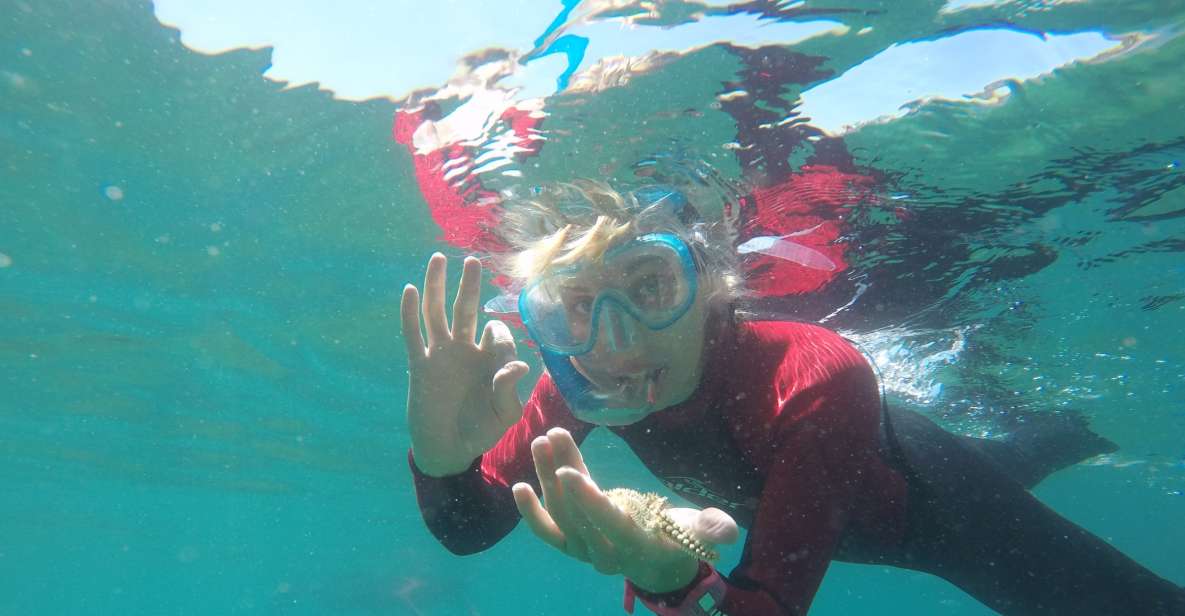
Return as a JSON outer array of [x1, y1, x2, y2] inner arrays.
[[408, 451, 521, 555]]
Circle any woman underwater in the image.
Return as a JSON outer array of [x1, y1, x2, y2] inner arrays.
[[399, 182, 1185, 615]]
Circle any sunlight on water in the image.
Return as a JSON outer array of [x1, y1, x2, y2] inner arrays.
[[845, 326, 970, 407]]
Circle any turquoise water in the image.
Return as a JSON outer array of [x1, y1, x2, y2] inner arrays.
[[2, 1, 1183, 614]]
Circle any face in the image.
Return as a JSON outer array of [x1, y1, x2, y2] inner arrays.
[[568, 290, 706, 416], [558, 257, 710, 418]]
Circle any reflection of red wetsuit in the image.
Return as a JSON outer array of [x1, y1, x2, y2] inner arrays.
[[393, 106, 544, 255], [736, 168, 875, 297], [392, 107, 873, 302], [409, 320, 908, 614]]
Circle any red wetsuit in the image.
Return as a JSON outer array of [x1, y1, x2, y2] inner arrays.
[[409, 320, 909, 615]]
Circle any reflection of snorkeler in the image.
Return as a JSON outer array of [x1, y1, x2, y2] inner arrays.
[[394, 43, 1057, 334], [397, 182, 1185, 615]]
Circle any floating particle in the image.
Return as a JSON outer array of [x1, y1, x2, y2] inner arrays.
[[0, 252, 11, 268], [20, 48, 32, 57], [5, 71, 28, 89], [209, 222, 222, 232], [206, 246, 220, 257], [104, 185, 124, 201]]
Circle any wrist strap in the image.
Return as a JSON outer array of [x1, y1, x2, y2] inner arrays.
[[624, 563, 726, 615]]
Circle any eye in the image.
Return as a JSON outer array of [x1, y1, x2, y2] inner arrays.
[[629, 273, 666, 306], [563, 292, 595, 317]]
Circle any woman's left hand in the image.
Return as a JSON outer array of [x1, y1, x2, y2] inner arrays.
[[512, 427, 740, 593]]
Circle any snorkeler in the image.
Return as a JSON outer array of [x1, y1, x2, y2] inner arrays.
[[400, 182, 1185, 615]]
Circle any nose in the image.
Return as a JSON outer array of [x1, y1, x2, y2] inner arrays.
[[596, 302, 637, 354]]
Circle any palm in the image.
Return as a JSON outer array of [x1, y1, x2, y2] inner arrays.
[[510, 429, 739, 593], [410, 340, 502, 458]]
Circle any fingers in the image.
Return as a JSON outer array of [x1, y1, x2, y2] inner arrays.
[[541, 429, 594, 545], [556, 467, 624, 574], [451, 256, 482, 343], [666, 507, 740, 546], [531, 436, 589, 562], [693, 508, 740, 545], [558, 467, 644, 549], [491, 361, 528, 429], [478, 319, 518, 365], [515, 446, 633, 577], [422, 253, 450, 347], [547, 427, 589, 475], [483, 320, 526, 428], [544, 442, 620, 574], [514, 477, 618, 575], [512, 483, 566, 551], [399, 284, 426, 363], [531, 436, 562, 510]]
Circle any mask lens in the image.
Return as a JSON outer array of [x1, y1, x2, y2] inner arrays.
[[519, 234, 697, 355], [519, 282, 589, 351], [616, 251, 683, 313]]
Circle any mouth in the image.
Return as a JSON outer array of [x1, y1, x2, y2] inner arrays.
[[580, 362, 673, 407], [645, 367, 665, 404], [606, 367, 665, 405]]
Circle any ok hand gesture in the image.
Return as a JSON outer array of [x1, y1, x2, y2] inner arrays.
[[401, 253, 531, 477]]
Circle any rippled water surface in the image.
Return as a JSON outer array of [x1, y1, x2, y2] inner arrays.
[[2, 1, 1184, 614]]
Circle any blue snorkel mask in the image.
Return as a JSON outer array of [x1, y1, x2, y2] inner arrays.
[[515, 186, 701, 425]]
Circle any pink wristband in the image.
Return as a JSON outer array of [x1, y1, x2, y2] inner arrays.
[[624, 565, 726, 615]]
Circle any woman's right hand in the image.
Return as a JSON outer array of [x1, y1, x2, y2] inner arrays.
[[400, 253, 531, 477]]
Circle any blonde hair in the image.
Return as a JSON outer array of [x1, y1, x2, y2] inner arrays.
[[493, 180, 744, 307]]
